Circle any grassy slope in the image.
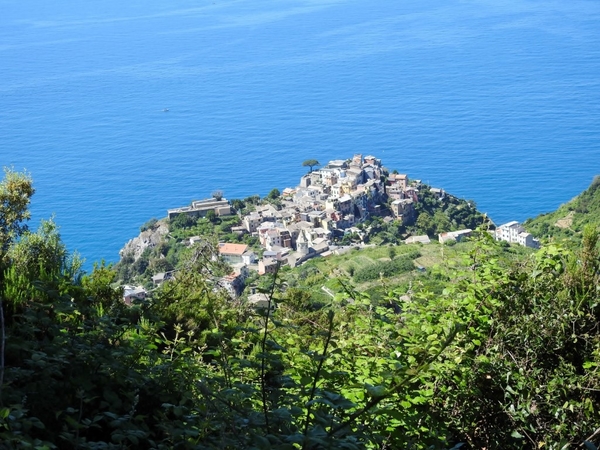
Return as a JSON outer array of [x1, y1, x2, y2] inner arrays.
[[280, 238, 533, 304], [524, 175, 600, 243]]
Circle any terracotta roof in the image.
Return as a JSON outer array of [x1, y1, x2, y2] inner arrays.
[[219, 243, 248, 256]]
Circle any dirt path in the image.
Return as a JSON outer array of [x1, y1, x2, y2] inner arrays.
[[555, 211, 575, 229]]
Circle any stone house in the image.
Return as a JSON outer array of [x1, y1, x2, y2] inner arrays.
[[326, 159, 348, 170], [152, 271, 175, 286], [258, 258, 279, 275], [257, 221, 286, 247], [391, 199, 416, 225], [123, 285, 147, 305], [248, 293, 275, 310], [363, 155, 381, 167], [242, 251, 257, 265], [350, 153, 363, 167], [219, 268, 248, 297], [263, 228, 292, 250], [243, 212, 261, 233], [430, 188, 445, 200], [388, 173, 408, 190], [439, 229, 472, 244], [404, 235, 431, 245], [300, 175, 311, 188]]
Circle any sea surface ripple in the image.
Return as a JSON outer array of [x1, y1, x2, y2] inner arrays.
[[1, 0, 599, 268]]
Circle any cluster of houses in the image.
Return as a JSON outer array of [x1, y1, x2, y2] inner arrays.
[[122, 155, 540, 304], [231, 154, 420, 272], [208, 155, 397, 300]]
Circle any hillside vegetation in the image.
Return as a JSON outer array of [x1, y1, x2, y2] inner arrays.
[[1, 169, 600, 449], [525, 176, 600, 243]]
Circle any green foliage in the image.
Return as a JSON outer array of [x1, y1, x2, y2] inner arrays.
[[3, 228, 600, 448], [81, 261, 122, 308], [3, 219, 84, 307], [267, 188, 281, 200], [0, 168, 34, 257], [116, 213, 254, 285], [339, 232, 360, 246], [402, 227, 600, 448], [353, 255, 416, 282], [7, 219, 68, 275], [244, 194, 261, 205], [205, 209, 217, 223], [140, 217, 158, 232], [411, 186, 486, 237], [525, 176, 600, 243], [4, 172, 600, 449], [415, 211, 434, 236], [170, 213, 197, 230]]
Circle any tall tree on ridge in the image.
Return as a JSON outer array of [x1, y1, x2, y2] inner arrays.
[[302, 159, 320, 173]]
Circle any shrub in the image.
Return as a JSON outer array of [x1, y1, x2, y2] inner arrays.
[[353, 256, 414, 282], [140, 218, 158, 232]]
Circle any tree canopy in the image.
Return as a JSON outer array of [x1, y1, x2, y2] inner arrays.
[[267, 188, 280, 200], [0, 168, 34, 258], [302, 159, 320, 173]]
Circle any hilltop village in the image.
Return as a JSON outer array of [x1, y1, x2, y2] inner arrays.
[[168, 155, 415, 270], [120, 154, 539, 303]]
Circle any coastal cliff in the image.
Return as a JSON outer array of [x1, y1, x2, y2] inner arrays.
[[119, 220, 169, 262]]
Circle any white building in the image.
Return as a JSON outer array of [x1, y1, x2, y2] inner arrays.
[[243, 212, 261, 233], [248, 293, 275, 310], [167, 197, 231, 219], [404, 235, 431, 245], [219, 243, 249, 264], [494, 221, 539, 248]]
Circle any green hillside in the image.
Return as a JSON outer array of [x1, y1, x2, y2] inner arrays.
[[2, 169, 600, 449], [524, 176, 600, 243], [273, 237, 532, 306]]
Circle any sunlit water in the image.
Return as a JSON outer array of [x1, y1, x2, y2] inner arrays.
[[1, 0, 599, 269]]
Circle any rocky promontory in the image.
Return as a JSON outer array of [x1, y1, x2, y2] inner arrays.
[[119, 220, 169, 262]]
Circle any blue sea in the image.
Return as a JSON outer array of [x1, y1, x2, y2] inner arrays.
[[1, 0, 600, 269]]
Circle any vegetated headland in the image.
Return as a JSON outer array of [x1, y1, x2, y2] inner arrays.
[[115, 154, 537, 298], [2, 162, 600, 448]]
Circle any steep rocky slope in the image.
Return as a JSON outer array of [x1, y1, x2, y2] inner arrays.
[[119, 220, 169, 261]]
